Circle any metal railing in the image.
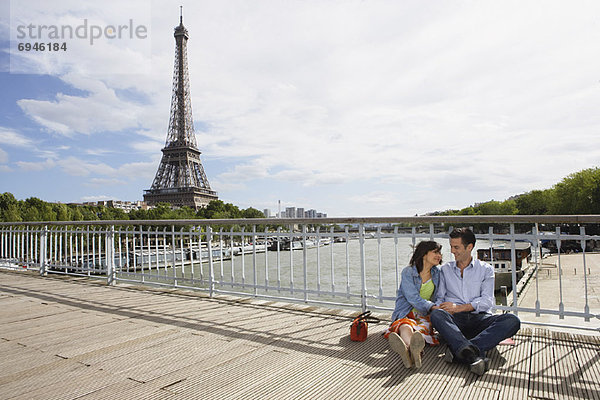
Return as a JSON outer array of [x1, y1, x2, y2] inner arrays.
[[1, 215, 599, 332]]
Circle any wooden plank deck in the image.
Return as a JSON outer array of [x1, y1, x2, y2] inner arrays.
[[0, 270, 598, 400]]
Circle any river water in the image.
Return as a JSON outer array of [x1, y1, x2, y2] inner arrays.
[[151, 236, 505, 310]]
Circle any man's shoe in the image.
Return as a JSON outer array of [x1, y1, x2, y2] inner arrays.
[[456, 344, 479, 364], [469, 357, 487, 376], [389, 332, 413, 368], [443, 348, 454, 363]]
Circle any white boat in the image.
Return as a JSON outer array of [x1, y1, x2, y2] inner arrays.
[[231, 242, 268, 255], [477, 242, 531, 291]]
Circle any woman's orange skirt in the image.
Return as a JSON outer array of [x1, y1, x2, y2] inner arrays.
[[384, 311, 439, 345]]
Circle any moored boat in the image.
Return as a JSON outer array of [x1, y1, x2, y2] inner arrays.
[[477, 242, 531, 291]]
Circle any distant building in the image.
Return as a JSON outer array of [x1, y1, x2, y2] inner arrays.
[[285, 207, 296, 218], [107, 200, 149, 213], [81, 200, 150, 213], [275, 206, 327, 218], [263, 208, 271, 218]]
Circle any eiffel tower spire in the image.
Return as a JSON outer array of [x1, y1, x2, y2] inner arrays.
[[144, 10, 218, 209]]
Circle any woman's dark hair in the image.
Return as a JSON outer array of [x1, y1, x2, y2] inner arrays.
[[409, 240, 442, 273]]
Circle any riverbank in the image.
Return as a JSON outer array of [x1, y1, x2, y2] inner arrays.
[[516, 253, 600, 333]]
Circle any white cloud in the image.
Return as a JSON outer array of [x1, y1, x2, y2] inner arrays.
[[129, 138, 163, 154], [85, 178, 127, 186], [210, 180, 247, 193], [9, 0, 152, 76], [80, 195, 113, 202], [0, 147, 8, 163], [17, 75, 149, 136], [113, 160, 157, 180], [84, 148, 113, 156], [16, 158, 57, 171], [349, 192, 398, 206], [56, 156, 115, 176], [0, 127, 34, 147]]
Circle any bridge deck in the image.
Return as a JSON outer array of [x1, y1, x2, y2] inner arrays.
[[0, 270, 598, 400]]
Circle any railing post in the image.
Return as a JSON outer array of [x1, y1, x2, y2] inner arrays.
[[302, 224, 308, 303], [207, 226, 214, 298], [253, 224, 257, 297], [580, 226, 590, 322], [345, 226, 350, 298], [510, 224, 518, 315], [289, 224, 294, 294], [171, 225, 177, 286], [241, 226, 246, 288], [39, 225, 47, 276], [107, 225, 115, 285], [556, 227, 564, 319], [533, 223, 541, 317], [377, 226, 383, 302], [359, 223, 367, 312]]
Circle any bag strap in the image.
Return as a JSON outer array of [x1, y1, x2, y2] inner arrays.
[[353, 311, 372, 321], [352, 311, 381, 324], [363, 316, 381, 324]]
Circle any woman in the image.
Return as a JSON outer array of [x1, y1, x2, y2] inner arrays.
[[385, 240, 442, 369]]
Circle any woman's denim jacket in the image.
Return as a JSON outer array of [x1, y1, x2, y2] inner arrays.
[[391, 265, 441, 322]]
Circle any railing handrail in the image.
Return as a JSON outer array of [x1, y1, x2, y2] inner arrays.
[[2, 216, 599, 331], [2, 214, 600, 227]]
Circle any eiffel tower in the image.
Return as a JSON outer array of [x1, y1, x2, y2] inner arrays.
[[144, 11, 218, 209]]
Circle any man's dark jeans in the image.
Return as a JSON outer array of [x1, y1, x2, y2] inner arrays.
[[431, 309, 520, 361]]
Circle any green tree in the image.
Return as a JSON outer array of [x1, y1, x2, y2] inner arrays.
[[19, 197, 50, 221], [1, 204, 21, 222], [0, 192, 17, 210], [241, 207, 265, 219], [515, 190, 551, 215], [53, 203, 70, 221], [458, 206, 476, 215], [171, 206, 197, 219], [147, 203, 174, 220], [551, 167, 600, 214], [80, 206, 99, 221], [97, 206, 129, 220], [70, 206, 84, 221], [21, 206, 41, 221], [474, 201, 502, 215], [0, 192, 21, 222], [201, 200, 242, 219]]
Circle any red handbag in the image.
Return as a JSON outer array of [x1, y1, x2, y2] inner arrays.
[[350, 311, 380, 342]]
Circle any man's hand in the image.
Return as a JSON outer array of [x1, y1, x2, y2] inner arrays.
[[439, 302, 474, 314], [439, 302, 457, 314]]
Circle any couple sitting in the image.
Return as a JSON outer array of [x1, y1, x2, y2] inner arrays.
[[385, 228, 520, 376]]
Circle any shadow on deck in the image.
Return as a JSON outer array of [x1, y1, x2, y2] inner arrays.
[[0, 270, 599, 399]]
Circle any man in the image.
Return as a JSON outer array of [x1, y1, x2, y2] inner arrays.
[[431, 227, 520, 376]]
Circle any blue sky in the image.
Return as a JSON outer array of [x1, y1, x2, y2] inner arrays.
[[1, 0, 600, 217]]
